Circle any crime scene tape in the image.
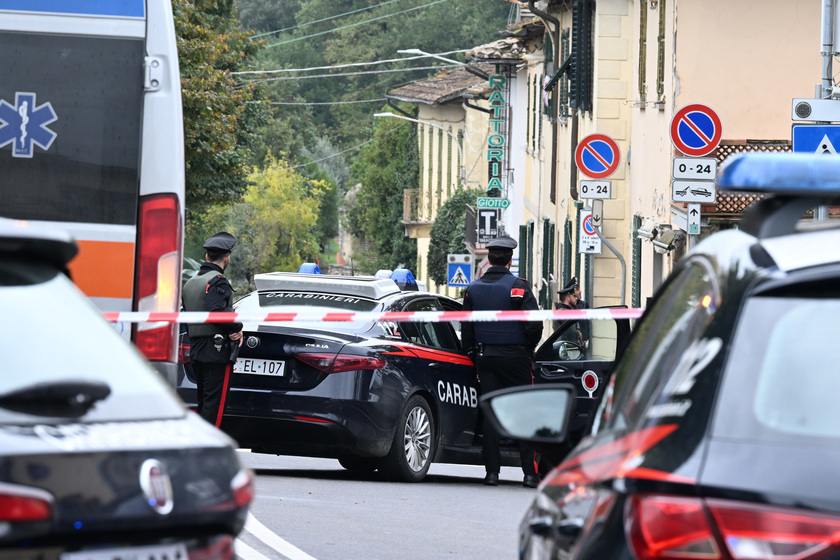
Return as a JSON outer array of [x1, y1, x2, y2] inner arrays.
[[104, 308, 644, 324]]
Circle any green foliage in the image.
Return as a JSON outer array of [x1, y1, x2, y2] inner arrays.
[[173, 0, 269, 217], [245, 0, 512, 150], [298, 160, 340, 244], [345, 115, 418, 274], [189, 156, 327, 292], [237, 0, 300, 34], [427, 187, 484, 286]]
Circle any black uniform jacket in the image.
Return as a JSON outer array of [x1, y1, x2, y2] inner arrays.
[[183, 262, 243, 363], [461, 266, 543, 352]]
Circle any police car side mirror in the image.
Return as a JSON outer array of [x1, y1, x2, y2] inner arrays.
[[479, 384, 576, 445]]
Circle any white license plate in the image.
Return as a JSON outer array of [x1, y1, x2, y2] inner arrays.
[[234, 357, 286, 376], [62, 543, 187, 560]]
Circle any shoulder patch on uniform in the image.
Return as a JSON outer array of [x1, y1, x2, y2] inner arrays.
[[511, 288, 525, 298]]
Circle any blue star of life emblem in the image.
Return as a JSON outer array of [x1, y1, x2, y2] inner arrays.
[[0, 92, 58, 158]]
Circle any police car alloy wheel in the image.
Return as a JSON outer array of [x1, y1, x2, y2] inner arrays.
[[380, 395, 435, 482]]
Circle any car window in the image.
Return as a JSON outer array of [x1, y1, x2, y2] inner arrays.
[[400, 299, 459, 351], [547, 318, 617, 361], [0, 262, 185, 424], [592, 261, 717, 434], [714, 294, 840, 441]]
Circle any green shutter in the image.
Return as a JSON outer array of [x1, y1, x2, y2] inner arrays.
[[563, 218, 573, 287], [632, 215, 642, 308]]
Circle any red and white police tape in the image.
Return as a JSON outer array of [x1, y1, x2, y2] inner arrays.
[[104, 308, 644, 324]]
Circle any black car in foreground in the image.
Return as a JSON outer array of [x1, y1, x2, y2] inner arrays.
[[481, 152, 840, 559], [177, 271, 630, 482], [1, 218, 253, 559]]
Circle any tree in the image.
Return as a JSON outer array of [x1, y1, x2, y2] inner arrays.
[[237, 0, 300, 34], [197, 156, 327, 292], [242, 0, 511, 150], [173, 0, 269, 217], [345, 115, 417, 274], [427, 187, 484, 286]]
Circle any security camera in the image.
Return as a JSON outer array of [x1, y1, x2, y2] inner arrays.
[[651, 229, 685, 254], [636, 218, 658, 240]]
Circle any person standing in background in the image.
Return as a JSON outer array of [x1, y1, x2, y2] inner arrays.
[[182, 232, 243, 427], [462, 235, 543, 488]]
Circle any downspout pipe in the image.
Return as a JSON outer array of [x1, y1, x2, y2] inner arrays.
[[386, 98, 415, 118], [529, 1, 561, 204], [822, 0, 835, 99], [818, 0, 833, 220]]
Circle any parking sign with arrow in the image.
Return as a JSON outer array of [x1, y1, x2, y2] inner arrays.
[[687, 203, 701, 235]]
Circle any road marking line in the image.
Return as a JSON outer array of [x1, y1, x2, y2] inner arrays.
[[236, 538, 275, 560], [245, 512, 319, 560]]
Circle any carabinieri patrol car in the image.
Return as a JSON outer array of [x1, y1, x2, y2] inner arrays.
[[177, 269, 630, 482], [481, 152, 840, 559]]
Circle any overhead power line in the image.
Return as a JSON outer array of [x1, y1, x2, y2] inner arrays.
[[269, 98, 386, 106], [232, 49, 470, 76], [251, 0, 408, 39], [236, 64, 459, 88], [265, 0, 450, 49], [251, 123, 409, 175]]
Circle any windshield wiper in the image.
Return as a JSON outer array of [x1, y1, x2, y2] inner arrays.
[[0, 379, 111, 418]]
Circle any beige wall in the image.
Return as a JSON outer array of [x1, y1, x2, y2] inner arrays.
[[676, 0, 820, 139], [629, 0, 822, 301], [412, 103, 488, 297]]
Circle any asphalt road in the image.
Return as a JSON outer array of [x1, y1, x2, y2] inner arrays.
[[234, 452, 537, 560]]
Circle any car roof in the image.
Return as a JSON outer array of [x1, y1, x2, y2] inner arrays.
[[693, 153, 840, 274], [0, 216, 78, 268], [254, 271, 402, 300]]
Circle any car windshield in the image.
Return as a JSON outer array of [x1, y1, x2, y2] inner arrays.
[[234, 291, 381, 333], [0, 260, 185, 424], [714, 294, 840, 442]]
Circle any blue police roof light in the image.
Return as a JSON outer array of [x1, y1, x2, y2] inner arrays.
[[718, 152, 840, 196], [297, 262, 322, 274], [391, 269, 419, 291]]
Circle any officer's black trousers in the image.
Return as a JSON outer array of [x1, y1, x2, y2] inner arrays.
[[476, 351, 537, 476], [193, 360, 232, 428]]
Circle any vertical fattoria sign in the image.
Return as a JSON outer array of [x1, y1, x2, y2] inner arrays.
[[486, 74, 507, 195]]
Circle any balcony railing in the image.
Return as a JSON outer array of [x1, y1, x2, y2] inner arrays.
[[402, 189, 427, 223]]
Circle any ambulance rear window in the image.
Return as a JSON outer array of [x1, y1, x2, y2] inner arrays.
[[0, 32, 143, 225]]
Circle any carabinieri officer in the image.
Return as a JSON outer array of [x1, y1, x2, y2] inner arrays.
[[462, 235, 543, 488], [182, 232, 243, 427]]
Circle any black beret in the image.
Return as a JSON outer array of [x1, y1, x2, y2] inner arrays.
[[486, 235, 517, 250], [203, 232, 236, 252]]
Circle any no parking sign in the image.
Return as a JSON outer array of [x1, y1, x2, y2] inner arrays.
[[579, 209, 602, 254], [575, 134, 620, 179], [670, 104, 722, 157]]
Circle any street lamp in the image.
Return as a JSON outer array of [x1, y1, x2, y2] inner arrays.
[[397, 49, 489, 80], [373, 112, 465, 179]]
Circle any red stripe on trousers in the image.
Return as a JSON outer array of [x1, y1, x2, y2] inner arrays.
[[215, 363, 232, 428]]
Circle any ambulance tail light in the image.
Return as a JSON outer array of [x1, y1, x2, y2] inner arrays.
[[134, 194, 182, 362], [626, 494, 840, 560]]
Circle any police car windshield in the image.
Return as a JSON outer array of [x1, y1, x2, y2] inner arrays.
[[0, 268, 185, 424], [239, 291, 380, 312]]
